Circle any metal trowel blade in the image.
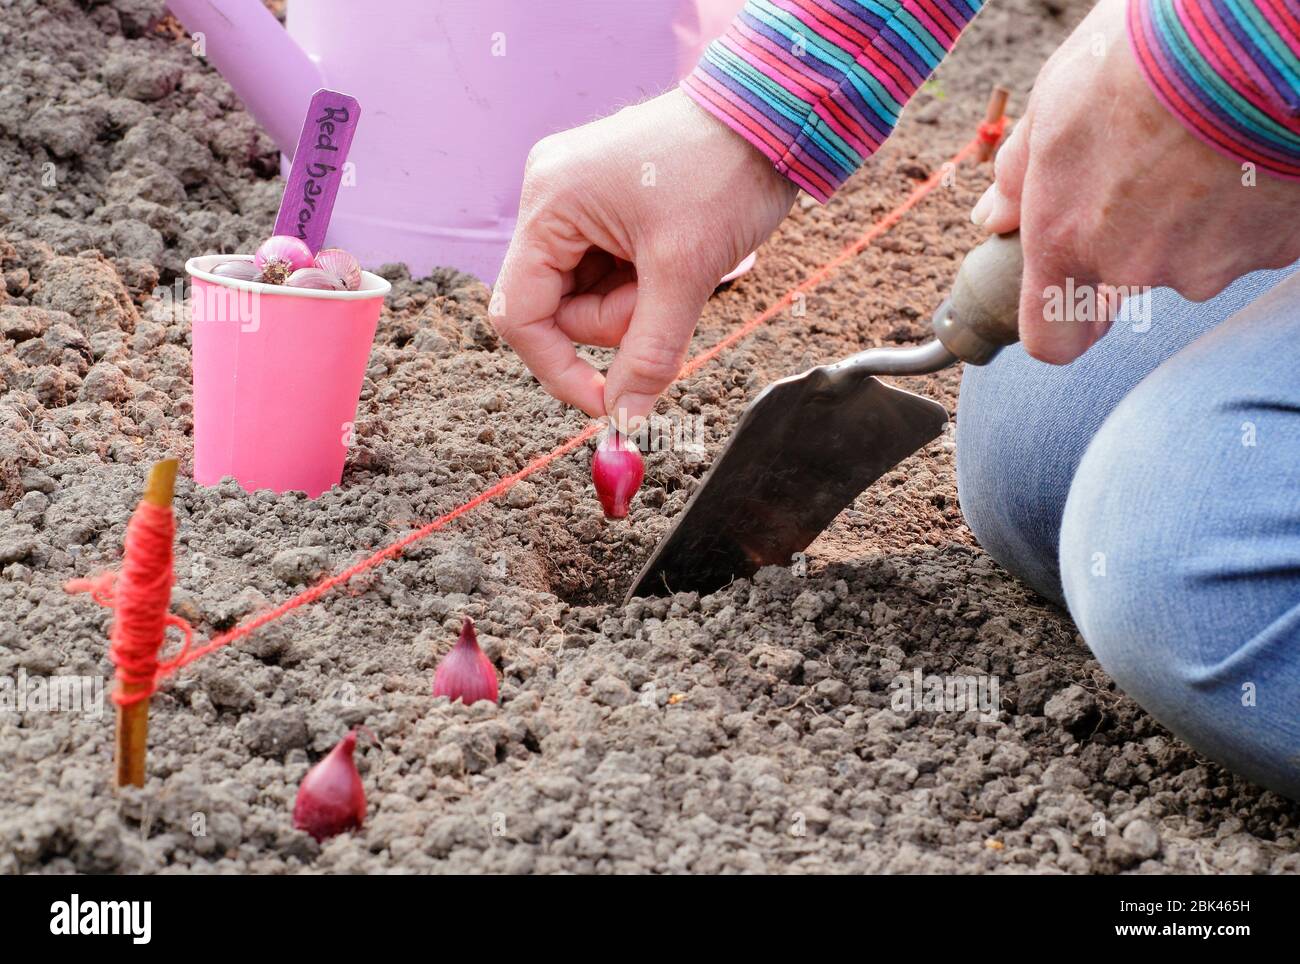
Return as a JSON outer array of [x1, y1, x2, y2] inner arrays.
[[626, 365, 948, 600]]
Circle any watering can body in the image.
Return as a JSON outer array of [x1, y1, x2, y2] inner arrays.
[[170, 0, 743, 281]]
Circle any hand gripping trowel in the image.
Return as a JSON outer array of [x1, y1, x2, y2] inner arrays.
[[626, 232, 1024, 601]]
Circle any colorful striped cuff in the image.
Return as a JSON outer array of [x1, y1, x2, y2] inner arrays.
[[1128, 0, 1300, 180], [681, 0, 985, 202]]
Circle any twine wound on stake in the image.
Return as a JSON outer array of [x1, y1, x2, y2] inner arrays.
[[66, 476, 191, 708], [978, 114, 1007, 150], [976, 85, 1010, 162]]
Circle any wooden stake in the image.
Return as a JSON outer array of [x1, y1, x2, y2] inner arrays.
[[977, 85, 1010, 163], [115, 458, 177, 789]]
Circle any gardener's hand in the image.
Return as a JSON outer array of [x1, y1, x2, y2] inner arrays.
[[972, 0, 1300, 364], [493, 89, 798, 422]]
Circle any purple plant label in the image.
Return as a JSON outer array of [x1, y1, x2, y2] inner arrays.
[[272, 88, 360, 254]]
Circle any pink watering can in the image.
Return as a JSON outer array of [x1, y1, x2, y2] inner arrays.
[[169, 0, 744, 282]]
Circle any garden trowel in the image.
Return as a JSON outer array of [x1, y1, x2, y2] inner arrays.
[[627, 232, 1024, 600]]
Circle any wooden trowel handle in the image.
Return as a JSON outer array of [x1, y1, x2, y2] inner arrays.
[[931, 231, 1023, 365]]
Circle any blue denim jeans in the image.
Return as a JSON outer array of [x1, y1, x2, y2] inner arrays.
[[956, 265, 1300, 800]]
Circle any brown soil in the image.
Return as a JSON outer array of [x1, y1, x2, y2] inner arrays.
[[1, 0, 1296, 874]]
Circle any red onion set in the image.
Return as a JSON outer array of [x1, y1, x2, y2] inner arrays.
[[432, 618, 499, 706], [293, 728, 368, 842], [210, 234, 363, 291], [591, 430, 645, 519]]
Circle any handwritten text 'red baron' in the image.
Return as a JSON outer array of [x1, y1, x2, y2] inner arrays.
[[288, 106, 351, 241]]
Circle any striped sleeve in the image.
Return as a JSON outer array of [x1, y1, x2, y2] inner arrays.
[[680, 0, 986, 202], [1127, 0, 1300, 179]]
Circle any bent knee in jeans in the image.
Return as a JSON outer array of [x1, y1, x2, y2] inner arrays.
[[1059, 279, 1300, 800], [957, 266, 1300, 800]]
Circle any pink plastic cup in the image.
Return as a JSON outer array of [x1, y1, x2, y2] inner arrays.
[[185, 255, 391, 498]]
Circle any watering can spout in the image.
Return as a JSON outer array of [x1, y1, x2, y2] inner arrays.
[[169, 0, 323, 156]]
